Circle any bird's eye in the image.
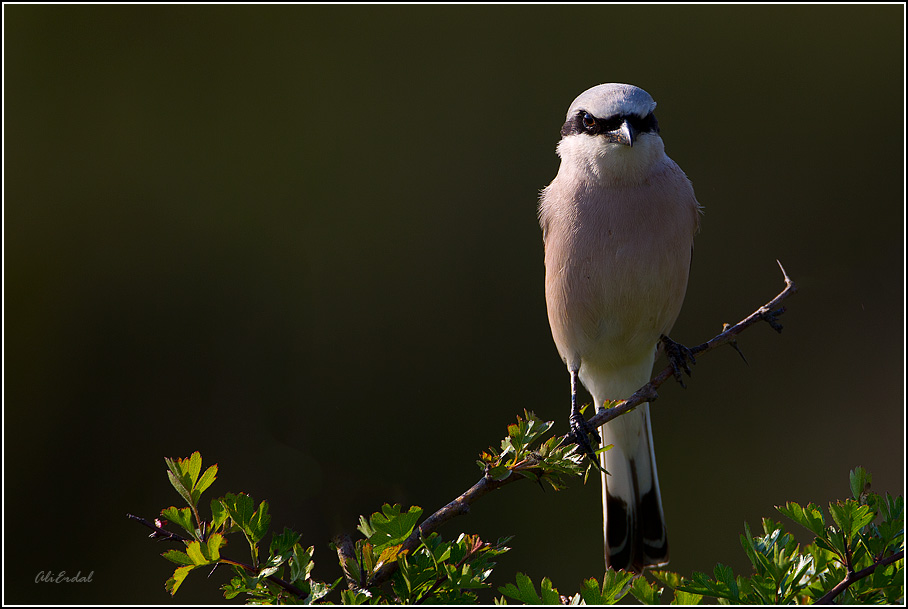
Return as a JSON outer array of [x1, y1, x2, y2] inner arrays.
[[582, 112, 597, 131]]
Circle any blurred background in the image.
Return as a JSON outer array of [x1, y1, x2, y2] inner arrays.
[[4, 4, 904, 604]]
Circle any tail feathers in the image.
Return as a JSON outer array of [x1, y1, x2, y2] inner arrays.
[[601, 405, 668, 573]]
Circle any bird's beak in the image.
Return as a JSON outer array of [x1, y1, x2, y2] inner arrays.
[[607, 119, 636, 147]]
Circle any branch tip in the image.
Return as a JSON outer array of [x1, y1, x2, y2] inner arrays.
[[776, 259, 796, 290]]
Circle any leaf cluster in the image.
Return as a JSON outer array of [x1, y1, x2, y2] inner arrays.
[[655, 467, 904, 604], [336, 503, 510, 604], [157, 452, 333, 602], [477, 409, 586, 490], [494, 468, 903, 605], [146, 450, 514, 604], [497, 565, 702, 605]]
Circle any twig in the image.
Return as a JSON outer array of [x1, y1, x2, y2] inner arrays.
[[127, 513, 191, 543], [814, 550, 904, 604], [334, 534, 365, 590], [576, 260, 796, 434], [365, 263, 797, 588]]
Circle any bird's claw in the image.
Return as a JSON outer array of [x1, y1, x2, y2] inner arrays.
[[569, 408, 604, 472], [760, 307, 785, 334], [660, 334, 696, 388]]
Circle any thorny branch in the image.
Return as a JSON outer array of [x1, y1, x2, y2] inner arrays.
[[366, 262, 798, 589]]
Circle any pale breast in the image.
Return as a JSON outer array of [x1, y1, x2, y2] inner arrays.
[[540, 159, 699, 372]]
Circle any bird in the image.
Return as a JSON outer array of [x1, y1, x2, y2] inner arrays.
[[538, 83, 701, 572]]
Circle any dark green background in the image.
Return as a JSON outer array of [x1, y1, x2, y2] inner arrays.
[[4, 5, 904, 604]]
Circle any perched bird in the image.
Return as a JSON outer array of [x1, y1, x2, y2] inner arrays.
[[538, 83, 701, 572]]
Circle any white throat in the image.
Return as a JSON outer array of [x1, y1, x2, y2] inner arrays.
[[556, 132, 668, 185]]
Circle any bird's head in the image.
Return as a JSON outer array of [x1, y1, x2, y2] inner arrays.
[[556, 83, 667, 184]]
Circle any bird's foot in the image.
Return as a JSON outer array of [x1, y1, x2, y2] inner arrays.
[[569, 407, 605, 472], [660, 334, 696, 388], [760, 307, 786, 333]]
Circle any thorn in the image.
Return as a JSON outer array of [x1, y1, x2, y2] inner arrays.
[[721, 322, 747, 363], [730, 340, 748, 364], [776, 259, 792, 286]]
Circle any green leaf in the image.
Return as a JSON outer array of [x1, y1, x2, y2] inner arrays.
[[650, 570, 682, 588], [340, 589, 373, 604], [359, 540, 376, 578], [220, 493, 268, 567], [850, 467, 871, 501], [165, 452, 204, 508], [539, 576, 561, 604], [270, 527, 302, 558], [805, 542, 837, 574], [671, 589, 704, 605], [161, 506, 195, 535], [822, 525, 848, 557], [519, 469, 539, 482], [167, 470, 194, 511], [166, 452, 202, 487], [210, 497, 229, 532], [713, 563, 739, 601], [578, 576, 604, 604], [221, 576, 246, 600], [185, 539, 218, 565], [357, 513, 375, 539], [651, 571, 705, 605], [306, 577, 336, 604], [161, 549, 195, 566], [165, 565, 194, 595], [580, 571, 635, 604], [881, 493, 904, 525], [778, 501, 827, 537], [630, 576, 662, 604], [677, 569, 739, 601], [366, 504, 423, 549], [222, 492, 256, 529], [290, 544, 315, 584], [740, 521, 760, 572], [829, 500, 875, 541], [261, 544, 291, 580], [196, 463, 218, 495], [205, 533, 224, 562], [375, 543, 401, 572], [488, 465, 512, 481], [499, 572, 542, 604], [395, 550, 413, 598], [249, 500, 271, 543]]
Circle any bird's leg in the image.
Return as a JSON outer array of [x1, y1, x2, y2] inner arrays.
[[568, 369, 603, 470], [660, 334, 696, 388]]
